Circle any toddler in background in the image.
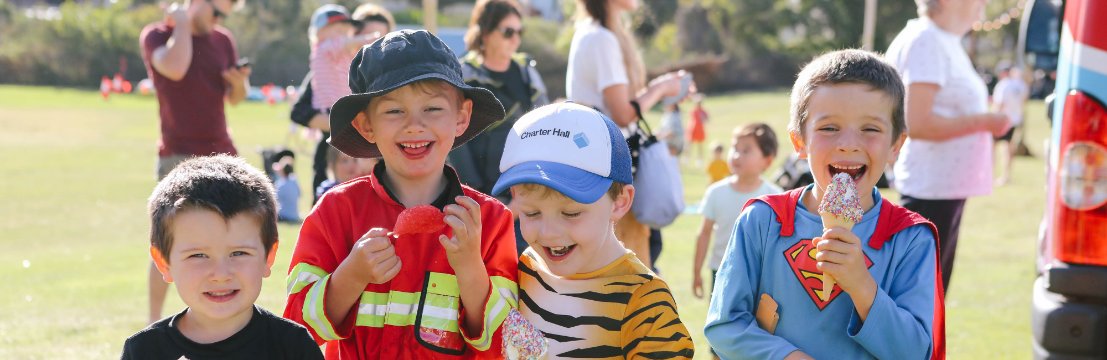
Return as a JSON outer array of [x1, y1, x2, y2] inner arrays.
[[272, 150, 301, 223], [309, 4, 381, 112], [315, 146, 377, 199], [688, 97, 708, 166], [706, 142, 729, 184]]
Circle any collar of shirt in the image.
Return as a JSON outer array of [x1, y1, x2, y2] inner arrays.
[[369, 160, 465, 209]]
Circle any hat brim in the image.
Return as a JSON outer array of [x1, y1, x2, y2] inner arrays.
[[492, 161, 614, 204], [327, 73, 505, 158]]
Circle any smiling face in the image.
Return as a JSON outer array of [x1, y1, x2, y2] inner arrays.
[[352, 81, 473, 183], [791, 83, 905, 211], [511, 184, 633, 276], [152, 209, 276, 330], [481, 14, 523, 63]]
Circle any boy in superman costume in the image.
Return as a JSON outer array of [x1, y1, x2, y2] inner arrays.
[[704, 50, 945, 359]]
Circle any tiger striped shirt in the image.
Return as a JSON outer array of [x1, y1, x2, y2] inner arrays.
[[518, 249, 694, 359]]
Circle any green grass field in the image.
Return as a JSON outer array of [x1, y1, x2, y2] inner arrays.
[[0, 85, 1046, 358]]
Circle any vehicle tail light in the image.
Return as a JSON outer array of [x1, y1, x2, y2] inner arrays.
[[1052, 91, 1107, 265]]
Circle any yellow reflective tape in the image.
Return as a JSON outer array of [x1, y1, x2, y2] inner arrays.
[[426, 272, 460, 296], [302, 275, 342, 341], [491, 275, 519, 306], [462, 276, 518, 351], [352, 290, 460, 330], [286, 263, 328, 295]]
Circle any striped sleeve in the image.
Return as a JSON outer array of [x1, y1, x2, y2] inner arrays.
[[457, 197, 519, 352], [621, 279, 695, 359], [283, 200, 352, 344]]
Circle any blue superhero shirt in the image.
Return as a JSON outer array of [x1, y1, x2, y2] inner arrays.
[[705, 185, 937, 359]]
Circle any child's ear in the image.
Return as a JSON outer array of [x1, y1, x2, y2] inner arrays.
[[149, 246, 173, 283], [610, 185, 635, 221], [506, 187, 518, 207], [264, 241, 279, 278], [789, 131, 808, 160], [889, 132, 907, 165], [455, 99, 474, 137], [351, 111, 375, 143]]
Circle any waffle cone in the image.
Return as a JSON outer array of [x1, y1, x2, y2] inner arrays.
[[818, 213, 855, 301]]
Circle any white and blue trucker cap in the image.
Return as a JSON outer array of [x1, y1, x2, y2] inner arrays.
[[492, 102, 633, 204]]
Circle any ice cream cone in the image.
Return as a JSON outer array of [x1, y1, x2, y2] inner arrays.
[[818, 214, 856, 300], [816, 173, 864, 302]]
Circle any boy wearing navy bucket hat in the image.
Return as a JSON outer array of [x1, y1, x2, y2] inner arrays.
[[492, 102, 695, 358], [284, 30, 520, 359]]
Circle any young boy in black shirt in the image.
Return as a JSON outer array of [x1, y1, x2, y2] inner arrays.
[[122, 155, 323, 359]]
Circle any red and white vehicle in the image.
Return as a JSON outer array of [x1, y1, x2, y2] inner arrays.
[[1026, 0, 1107, 358]]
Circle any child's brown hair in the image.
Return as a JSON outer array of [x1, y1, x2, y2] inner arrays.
[[788, 49, 906, 143], [148, 155, 278, 262], [733, 123, 778, 160]]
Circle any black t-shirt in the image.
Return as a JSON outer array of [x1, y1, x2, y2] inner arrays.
[[121, 306, 323, 360], [486, 62, 531, 114]]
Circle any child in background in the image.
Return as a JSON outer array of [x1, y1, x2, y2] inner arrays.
[[658, 103, 685, 156], [493, 102, 695, 359], [315, 146, 377, 199], [123, 155, 322, 359], [706, 142, 729, 184], [309, 4, 381, 112], [992, 62, 1028, 186], [272, 150, 301, 223], [693, 123, 783, 299], [704, 50, 942, 359], [284, 30, 518, 358], [688, 97, 709, 166]]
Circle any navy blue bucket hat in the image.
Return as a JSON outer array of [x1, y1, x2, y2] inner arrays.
[[328, 29, 505, 158]]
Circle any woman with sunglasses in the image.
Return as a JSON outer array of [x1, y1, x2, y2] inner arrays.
[[567, 0, 694, 269], [451, 0, 550, 253]]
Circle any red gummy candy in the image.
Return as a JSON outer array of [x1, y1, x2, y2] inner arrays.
[[394, 205, 446, 236]]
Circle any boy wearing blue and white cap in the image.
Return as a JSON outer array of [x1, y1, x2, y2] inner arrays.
[[493, 102, 694, 359]]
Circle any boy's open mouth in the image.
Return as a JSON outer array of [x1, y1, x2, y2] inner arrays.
[[204, 289, 239, 303], [398, 141, 433, 157], [543, 245, 576, 261], [829, 164, 867, 182]]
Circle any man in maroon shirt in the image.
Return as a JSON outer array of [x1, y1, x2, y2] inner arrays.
[[140, 0, 249, 324]]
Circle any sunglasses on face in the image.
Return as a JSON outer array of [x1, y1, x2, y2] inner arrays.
[[497, 26, 524, 39]]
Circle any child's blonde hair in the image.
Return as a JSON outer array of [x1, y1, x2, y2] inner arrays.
[[513, 182, 626, 202], [361, 79, 466, 118]]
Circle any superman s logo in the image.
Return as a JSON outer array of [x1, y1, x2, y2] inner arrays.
[[784, 239, 873, 310]]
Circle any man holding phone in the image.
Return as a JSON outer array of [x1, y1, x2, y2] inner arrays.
[[139, 0, 249, 324]]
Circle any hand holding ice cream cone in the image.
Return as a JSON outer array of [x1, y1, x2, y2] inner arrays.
[[816, 173, 863, 301]]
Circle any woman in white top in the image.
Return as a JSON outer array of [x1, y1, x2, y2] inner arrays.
[[885, 0, 1010, 292], [566, 0, 691, 269]]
